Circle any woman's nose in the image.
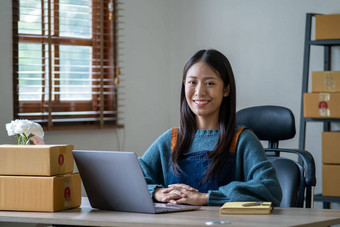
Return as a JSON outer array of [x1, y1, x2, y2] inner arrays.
[[195, 83, 206, 97]]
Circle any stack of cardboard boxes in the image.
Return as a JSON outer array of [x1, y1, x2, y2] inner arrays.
[[0, 144, 81, 212], [303, 13, 340, 198], [322, 133, 340, 197], [304, 71, 340, 118], [304, 71, 340, 197]]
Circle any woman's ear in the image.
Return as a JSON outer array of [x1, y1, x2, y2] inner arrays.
[[224, 84, 230, 97]]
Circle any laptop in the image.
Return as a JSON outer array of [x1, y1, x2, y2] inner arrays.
[[72, 150, 201, 214]]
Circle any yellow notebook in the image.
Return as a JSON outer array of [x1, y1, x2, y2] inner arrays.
[[220, 202, 272, 215]]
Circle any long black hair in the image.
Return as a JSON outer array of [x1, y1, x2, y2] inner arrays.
[[171, 49, 236, 182]]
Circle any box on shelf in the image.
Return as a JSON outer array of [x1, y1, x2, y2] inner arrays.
[[312, 71, 340, 92], [0, 173, 81, 212], [315, 14, 340, 40], [322, 164, 340, 197], [0, 144, 74, 176], [322, 132, 340, 164], [303, 93, 340, 118]]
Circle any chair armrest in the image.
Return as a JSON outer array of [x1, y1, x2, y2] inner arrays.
[[265, 148, 316, 187]]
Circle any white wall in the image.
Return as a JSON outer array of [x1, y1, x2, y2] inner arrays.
[[1, 0, 340, 211]]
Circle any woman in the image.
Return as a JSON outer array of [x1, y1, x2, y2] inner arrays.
[[139, 49, 282, 206]]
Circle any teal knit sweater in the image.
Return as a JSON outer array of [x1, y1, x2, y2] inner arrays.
[[138, 128, 282, 206]]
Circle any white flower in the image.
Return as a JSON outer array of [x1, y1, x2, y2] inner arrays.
[[5, 121, 16, 136], [5, 119, 44, 145]]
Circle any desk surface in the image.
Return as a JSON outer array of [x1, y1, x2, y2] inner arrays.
[[1, 198, 340, 227]]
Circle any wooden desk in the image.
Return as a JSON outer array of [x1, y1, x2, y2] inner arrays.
[[1, 198, 340, 227]]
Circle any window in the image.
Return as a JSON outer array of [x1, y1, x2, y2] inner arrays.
[[12, 0, 121, 130]]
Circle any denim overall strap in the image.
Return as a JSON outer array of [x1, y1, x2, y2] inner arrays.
[[168, 127, 247, 193]]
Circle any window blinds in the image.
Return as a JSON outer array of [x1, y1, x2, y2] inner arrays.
[[12, 0, 121, 130]]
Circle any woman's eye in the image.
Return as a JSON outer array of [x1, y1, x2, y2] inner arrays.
[[206, 82, 215, 86], [187, 81, 196, 85]]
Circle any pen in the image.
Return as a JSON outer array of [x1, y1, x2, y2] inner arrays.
[[205, 220, 231, 225], [241, 202, 263, 207]]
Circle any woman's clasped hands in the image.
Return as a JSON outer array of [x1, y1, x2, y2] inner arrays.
[[154, 184, 208, 206]]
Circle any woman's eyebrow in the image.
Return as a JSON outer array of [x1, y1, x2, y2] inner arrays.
[[186, 75, 218, 80], [204, 76, 218, 80]]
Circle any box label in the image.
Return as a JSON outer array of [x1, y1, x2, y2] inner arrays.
[[323, 72, 335, 92], [319, 93, 330, 117], [58, 154, 64, 165], [64, 176, 72, 208]]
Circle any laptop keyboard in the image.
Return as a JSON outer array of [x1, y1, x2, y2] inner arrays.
[[154, 203, 186, 210]]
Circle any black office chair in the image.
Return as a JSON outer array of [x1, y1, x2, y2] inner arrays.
[[236, 105, 316, 208]]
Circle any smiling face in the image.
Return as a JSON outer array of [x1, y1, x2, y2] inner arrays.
[[184, 62, 229, 129]]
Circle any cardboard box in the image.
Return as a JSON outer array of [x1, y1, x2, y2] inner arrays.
[[315, 14, 340, 40], [0, 173, 81, 212], [322, 132, 340, 164], [304, 93, 340, 118], [312, 71, 340, 92], [0, 144, 74, 176], [322, 164, 340, 197]]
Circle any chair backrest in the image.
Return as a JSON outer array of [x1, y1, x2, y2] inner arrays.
[[236, 105, 296, 149], [236, 105, 316, 208]]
